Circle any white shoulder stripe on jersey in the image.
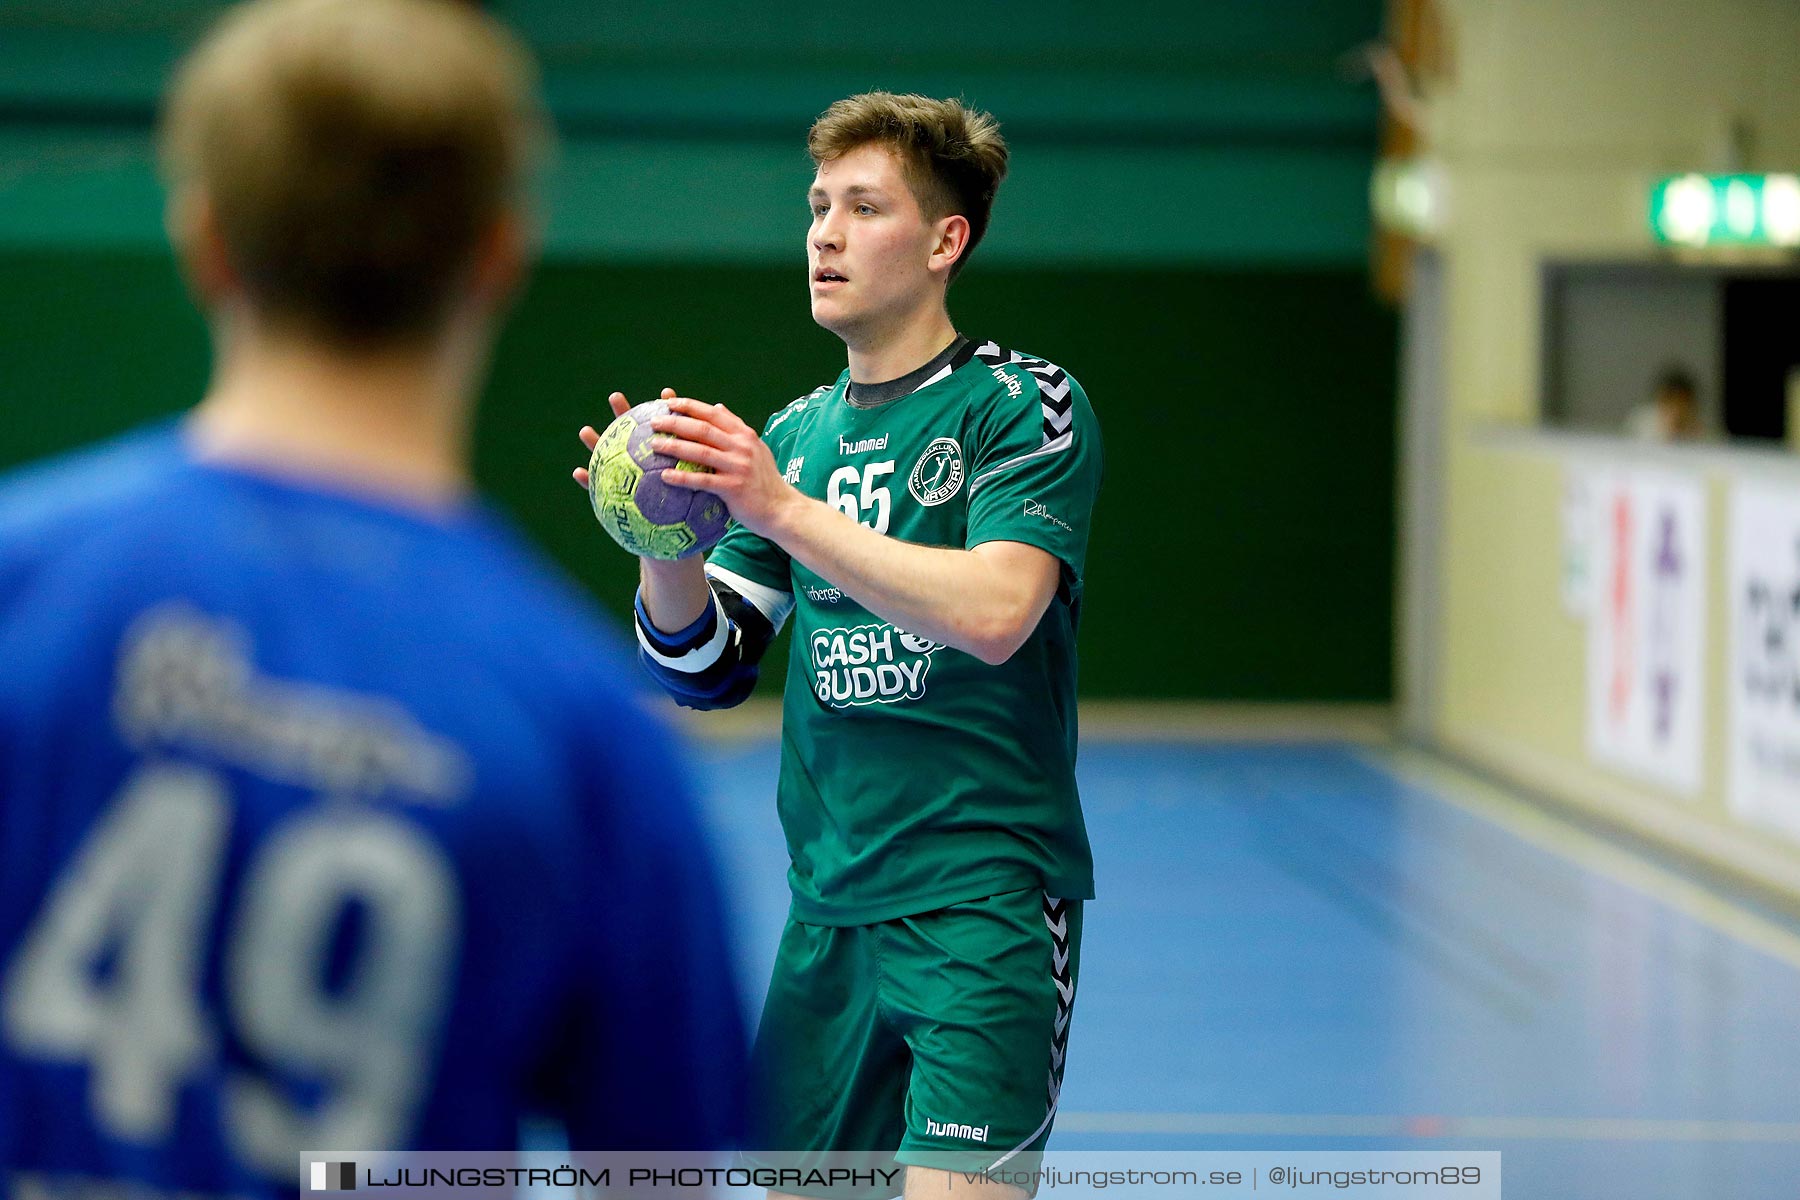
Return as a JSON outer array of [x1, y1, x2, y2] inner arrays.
[[704, 562, 796, 635], [635, 593, 731, 673], [967, 430, 1075, 498], [911, 361, 957, 394]]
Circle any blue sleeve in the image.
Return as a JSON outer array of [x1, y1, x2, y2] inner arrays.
[[552, 713, 748, 1149]]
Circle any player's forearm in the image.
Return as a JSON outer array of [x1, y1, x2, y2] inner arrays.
[[639, 557, 712, 633], [766, 494, 1033, 666]]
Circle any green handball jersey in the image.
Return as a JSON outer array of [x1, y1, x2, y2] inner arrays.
[[705, 339, 1102, 925]]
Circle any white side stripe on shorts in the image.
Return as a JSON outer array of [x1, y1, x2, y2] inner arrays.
[[987, 893, 1075, 1172]]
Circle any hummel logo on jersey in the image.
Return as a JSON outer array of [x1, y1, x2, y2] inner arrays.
[[924, 1117, 989, 1143], [839, 433, 889, 455]]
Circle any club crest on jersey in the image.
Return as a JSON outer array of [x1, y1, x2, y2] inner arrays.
[[811, 622, 943, 707], [908, 437, 964, 507]]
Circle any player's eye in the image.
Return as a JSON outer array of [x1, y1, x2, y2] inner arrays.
[[810, 203, 829, 217], [855, 204, 875, 215]]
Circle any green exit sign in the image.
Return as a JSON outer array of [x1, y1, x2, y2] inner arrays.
[[1650, 174, 1800, 248]]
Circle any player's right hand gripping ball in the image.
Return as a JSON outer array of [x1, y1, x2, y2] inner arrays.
[[586, 401, 730, 560]]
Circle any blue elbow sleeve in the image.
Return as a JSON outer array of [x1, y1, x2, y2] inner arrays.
[[636, 647, 760, 710], [634, 589, 760, 710]]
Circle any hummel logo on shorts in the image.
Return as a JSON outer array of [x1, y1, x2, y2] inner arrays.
[[925, 1117, 990, 1142]]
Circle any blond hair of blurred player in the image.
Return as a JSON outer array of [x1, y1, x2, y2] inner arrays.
[[576, 92, 1103, 1200], [0, 0, 743, 1190]]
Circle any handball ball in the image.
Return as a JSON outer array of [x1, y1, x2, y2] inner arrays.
[[586, 401, 729, 560]]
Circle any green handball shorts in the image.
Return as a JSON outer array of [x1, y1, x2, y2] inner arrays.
[[747, 888, 1082, 1193]]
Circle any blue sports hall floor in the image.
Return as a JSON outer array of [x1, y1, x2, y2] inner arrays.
[[683, 734, 1800, 1200]]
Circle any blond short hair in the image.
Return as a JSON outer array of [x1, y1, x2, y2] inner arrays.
[[159, 0, 547, 345], [807, 92, 1008, 280]]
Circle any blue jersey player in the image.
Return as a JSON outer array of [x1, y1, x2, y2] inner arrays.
[[0, 1, 745, 1194]]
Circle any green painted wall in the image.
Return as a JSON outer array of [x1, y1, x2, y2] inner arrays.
[[0, 130, 1378, 267], [0, 1, 1397, 700], [0, 2, 1384, 144], [0, 2, 1386, 267], [0, 249, 1395, 700]]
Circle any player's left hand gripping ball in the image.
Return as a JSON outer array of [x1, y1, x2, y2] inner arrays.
[[586, 401, 729, 559]]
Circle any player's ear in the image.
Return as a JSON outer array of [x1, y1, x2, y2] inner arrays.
[[165, 187, 237, 311], [930, 213, 971, 279], [468, 208, 532, 314]]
